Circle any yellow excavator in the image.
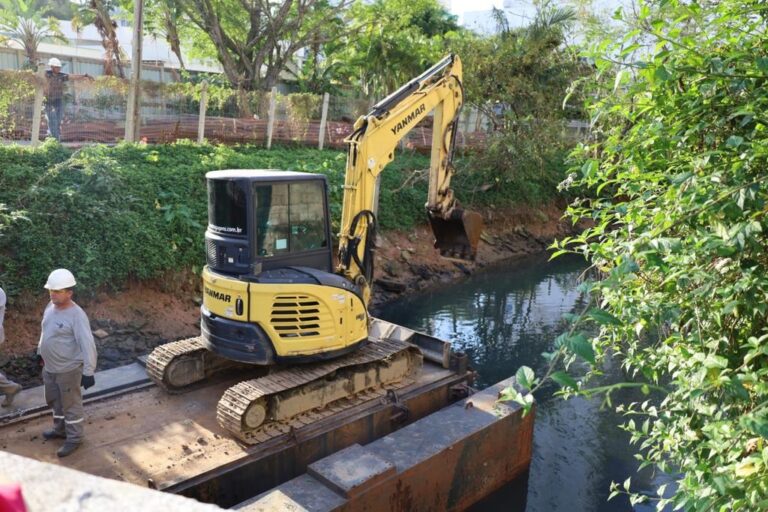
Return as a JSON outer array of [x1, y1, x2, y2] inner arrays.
[[146, 54, 483, 443]]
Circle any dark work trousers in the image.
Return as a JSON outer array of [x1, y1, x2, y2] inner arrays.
[[43, 367, 84, 444], [44, 98, 63, 141]]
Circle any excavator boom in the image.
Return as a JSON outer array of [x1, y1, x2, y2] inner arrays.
[[337, 54, 484, 302]]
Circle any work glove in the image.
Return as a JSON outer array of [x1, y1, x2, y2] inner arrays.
[[81, 375, 95, 390]]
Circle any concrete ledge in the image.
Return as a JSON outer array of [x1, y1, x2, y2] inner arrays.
[[0, 451, 222, 512], [236, 376, 534, 512], [0, 362, 150, 425], [307, 444, 396, 498]]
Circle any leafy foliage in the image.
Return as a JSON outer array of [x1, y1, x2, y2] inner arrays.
[[450, 2, 590, 205], [0, 71, 37, 136], [0, 0, 67, 68], [509, 1, 768, 509], [336, 0, 460, 97], [167, 0, 351, 92], [0, 141, 440, 296]]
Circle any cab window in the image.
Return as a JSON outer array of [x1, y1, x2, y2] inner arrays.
[[208, 180, 247, 235], [254, 181, 327, 256]]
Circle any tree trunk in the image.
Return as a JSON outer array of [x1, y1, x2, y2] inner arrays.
[[163, 5, 185, 70]]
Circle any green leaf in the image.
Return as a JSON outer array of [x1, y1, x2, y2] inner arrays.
[[567, 333, 596, 365], [498, 386, 521, 403], [740, 414, 768, 439], [588, 308, 622, 326], [654, 65, 671, 82], [515, 366, 535, 390], [551, 371, 578, 390], [726, 136, 744, 148]]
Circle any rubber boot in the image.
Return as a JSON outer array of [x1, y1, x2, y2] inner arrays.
[[57, 442, 81, 458]]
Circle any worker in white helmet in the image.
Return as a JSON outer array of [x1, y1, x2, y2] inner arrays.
[[44, 57, 93, 142], [0, 285, 23, 408], [37, 269, 97, 458]]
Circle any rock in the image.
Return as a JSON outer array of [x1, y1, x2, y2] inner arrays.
[[480, 233, 496, 246], [375, 278, 406, 293], [382, 261, 399, 277], [400, 250, 412, 262], [99, 347, 122, 365], [129, 318, 149, 330], [453, 262, 472, 276], [93, 329, 110, 339], [412, 265, 433, 280]]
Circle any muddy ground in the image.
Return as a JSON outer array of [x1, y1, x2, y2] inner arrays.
[[0, 202, 584, 388]]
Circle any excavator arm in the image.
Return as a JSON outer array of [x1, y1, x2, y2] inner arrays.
[[337, 54, 483, 304]]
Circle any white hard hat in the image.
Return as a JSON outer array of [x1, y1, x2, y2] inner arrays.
[[48, 57, 62, 67], [44, 268, 76, 289]]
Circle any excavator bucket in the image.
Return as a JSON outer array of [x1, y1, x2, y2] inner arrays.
[[429, 208, 484, 261]]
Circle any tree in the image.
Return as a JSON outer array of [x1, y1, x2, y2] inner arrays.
[[72, 0, 126, 77], [142, 0, 186, 71], [162, 0, 351, 92], [449, 1, 589, 203], [512, 0, 768, 509], [338, 0, 460, 97], [0, 0, 67, 68], [282, 11, 347, 94]]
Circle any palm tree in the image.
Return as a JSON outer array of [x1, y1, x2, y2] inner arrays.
[[72, 0, 125, 77], [0, 0, 67, 69]]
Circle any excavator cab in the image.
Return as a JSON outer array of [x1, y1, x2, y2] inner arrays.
[[205, 170, 333, 277], [201, 170, 369, 366]]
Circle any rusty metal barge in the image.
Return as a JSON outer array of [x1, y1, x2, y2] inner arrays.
[[0, 321, 534, 511]]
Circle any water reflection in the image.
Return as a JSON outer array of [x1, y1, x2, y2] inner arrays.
[[378, 254, 661, 512]]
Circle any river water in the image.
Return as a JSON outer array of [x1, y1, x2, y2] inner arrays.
[[377, 253, 667, 512]]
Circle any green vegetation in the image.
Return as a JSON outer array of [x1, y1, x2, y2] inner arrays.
[[452, 3, 589, 205], [505, 0, 768, 509], [0, 71, 36, 137], [0, 141, 496, 296], [0, 0, 67, 68]]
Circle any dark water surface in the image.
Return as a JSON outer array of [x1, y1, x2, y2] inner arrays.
[[377, 254, 666, 512]]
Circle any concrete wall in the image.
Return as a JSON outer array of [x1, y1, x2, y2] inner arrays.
[[0, 451, 223, 512]]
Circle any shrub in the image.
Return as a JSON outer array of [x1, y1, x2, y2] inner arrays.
[[0, 141, 437, 295]]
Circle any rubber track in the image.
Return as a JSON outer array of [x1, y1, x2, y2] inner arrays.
[[217, 338, 419, 444], [145, 337, 207, 392]]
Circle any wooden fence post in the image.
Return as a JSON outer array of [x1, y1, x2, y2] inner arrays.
[[30, 65, 46, 146], [125, 0, 144, 142], [266, 87, 277, 149], [197, 80, 208, 143], [318, 92, 329, 150]]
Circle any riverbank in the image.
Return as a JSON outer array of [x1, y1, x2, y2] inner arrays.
[[0, 201, 584, 387]]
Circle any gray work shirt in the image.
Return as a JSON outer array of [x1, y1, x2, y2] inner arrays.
[[38, 302, 97, 376], [0, 287, 5, 344]]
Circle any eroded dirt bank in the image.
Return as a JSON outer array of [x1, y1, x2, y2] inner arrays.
[[0, 202, 584, 387]]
